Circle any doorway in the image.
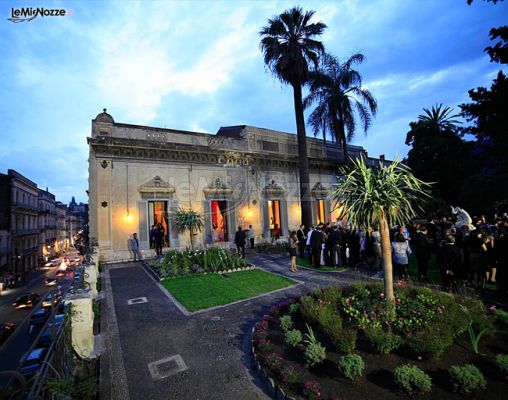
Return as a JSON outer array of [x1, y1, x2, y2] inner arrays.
[[316, 199, 326, 224], [148, 201, 169, 247], [268, 200, 282, 237], [211, 200, 228, 242]]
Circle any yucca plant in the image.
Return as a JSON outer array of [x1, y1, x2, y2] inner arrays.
[[331, 157, 431, 301], [173, 208, 204, 251]]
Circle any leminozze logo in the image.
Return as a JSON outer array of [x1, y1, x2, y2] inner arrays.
[[8, 7, 71, 23]]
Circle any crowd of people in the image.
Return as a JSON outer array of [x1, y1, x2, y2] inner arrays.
[[287, 213, 508, 295]]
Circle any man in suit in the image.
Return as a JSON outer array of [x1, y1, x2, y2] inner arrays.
[[327, 225, 341, 267], [296, 224, 307, 258], [234, 226, 247, 258], [413, 226, 432, 282], [310, 224, 324, 268]]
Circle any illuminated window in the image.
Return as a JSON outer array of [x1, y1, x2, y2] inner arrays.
[[148, 201, 169, 247], [316, 199, 326, 224], [268, 200, 282, 236], [211, 200, 228, 242]]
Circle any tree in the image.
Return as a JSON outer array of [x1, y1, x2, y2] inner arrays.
[[304, 53, 378, 163], [404, 104, 474, 204], [174, 209, 203, 251], [260, 6, 326, 228], [331, 158, 431, 301]]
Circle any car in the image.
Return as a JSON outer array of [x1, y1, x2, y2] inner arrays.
[[37, 315, 65, 347], [20, 348, 47, 378], [28, 309, 49, 335], [41, 293, 63, 309], [55, 270, 66, 278], [44, 277, 57, 287], [12, 293, 40, 309], [44, 260, 60, 267], [0, 322, 15, 345]]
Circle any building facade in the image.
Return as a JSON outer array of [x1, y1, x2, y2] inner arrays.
[[55, 201, 69, 254], [88, 109, 386, 262], [38, 189, 57, 261]]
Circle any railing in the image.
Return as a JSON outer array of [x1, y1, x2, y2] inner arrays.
[[12, 202, 39, 212], [21, 246, 39, 256], [12, 229, 40, 236]]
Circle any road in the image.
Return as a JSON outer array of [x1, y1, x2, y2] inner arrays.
[[0, 250, 80, 375]]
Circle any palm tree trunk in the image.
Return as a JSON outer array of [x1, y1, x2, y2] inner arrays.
[[379, 213, 394, 302], [292, 83, 312, 228], [189, 226, 194, 251], [337, 113, 350, 165]]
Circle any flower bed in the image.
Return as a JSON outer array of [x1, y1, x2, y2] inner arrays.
[[252, 283, 508, 400], [255, 239, 289, 256], [147, 247, 252, 279]]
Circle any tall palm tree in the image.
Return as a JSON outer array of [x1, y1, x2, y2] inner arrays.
[[174, 208, 204, 251], [417, 103, 461, 133], [331, 158, 431, 302], [260, 6, 326, 228], [304, 53, 378, 164]]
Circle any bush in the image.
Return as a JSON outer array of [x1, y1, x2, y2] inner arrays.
[[302, 380, 321, 400], [304, 324, 326, 367], [337, 354, 365, 380], [319, 285, 342, 304], [330, 328, 357, 354], [495, 354, 508, 378], [300, 296, 320, 325], [289, 303, 300, 314], [280, 364, 299, 385], [449, 364, 486, 393], [285, 329, 303, 348], [317, 306, 342, 335], [394, 364, 432, 394], [364, 326, 401, 354], [408, 324, 454, 359], [279, 315, 293, 332]]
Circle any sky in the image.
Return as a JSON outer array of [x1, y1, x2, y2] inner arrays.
[[1, 0, 506, 204]]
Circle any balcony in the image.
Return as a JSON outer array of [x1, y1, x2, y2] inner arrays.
[[12, 229, 40, 236], [21, 246, 38, 256], [12, 201, 39, 212]]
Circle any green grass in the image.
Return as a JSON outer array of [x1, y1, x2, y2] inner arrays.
[[296, 257, 346, 272], [161, 269, 296, 312], [407, 254, 441, 283]]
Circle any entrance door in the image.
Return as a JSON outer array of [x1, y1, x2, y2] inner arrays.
[[148, 201, 169, 247], [268, 200, 282, 237], [316, 199, 326, 224], [211, 200, 228, 242]]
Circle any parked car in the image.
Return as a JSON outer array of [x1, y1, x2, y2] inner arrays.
[[20, 348, 47, 378], [0, 322, 15, 345], [44, 277, 57, 287], [12, 293, 40, 309], [28, 309, 49, 335], [55, 270, 66, 278], [44, 260, 60, 267], [41, 293, 63, 309], [37, 314, 65, 347]]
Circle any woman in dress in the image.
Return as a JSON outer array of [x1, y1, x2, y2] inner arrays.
[[288, 231, 298, 272], [392, 233, 412, 281]]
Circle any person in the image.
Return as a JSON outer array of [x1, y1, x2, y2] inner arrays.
[[468, 229, 487, 291], [149, 224, 157, 248], [249, 225, 255, 248], [154, 224, 164, 256], [370, 225, 382, 270], [296, 224, 307, 258], [413, 226, 432, 282], [234, 226, 246, 258], [327, 225, 341, 267], [310, 225, 324, 269], [273, 224, 281, 240], [392, 233, 411, 281], [437, 235, 464, 292], [306, 226, 314, 262], [288, 231, 298, 272], [130, 233, 142, 261]]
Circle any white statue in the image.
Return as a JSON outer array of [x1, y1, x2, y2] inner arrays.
[[451, 206, 475, 230]]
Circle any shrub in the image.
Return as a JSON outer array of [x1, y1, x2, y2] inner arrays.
[[394, 364, 432, 394], [408, 324, 454, 359], [337, 354, 365, 380], [280, 364, 299, 385], [285, 329, 303, 348], [495, 354, 508, 378], [317, 306, 342, 335], [304, 324, 326, 367], [289, 303, 300, 314], [302, 380, 321, 400], [279, 315, 293, 332], [319, 285, 342, 304], [300, 296, 320, 325], [449, 364, 486, 393], [364, 326, 401, 354], [493, 309, 508, 327], [263, 352, 284, 372], [330, 328, 357, 354]]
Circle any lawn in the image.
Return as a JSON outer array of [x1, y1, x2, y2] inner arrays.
[[407, 253, 441, 283], [161, 269, 296, 312], [296, 256, 346, 272]]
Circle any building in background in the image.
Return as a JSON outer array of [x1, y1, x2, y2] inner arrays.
[[55, 201, 69, 253], [88, 109, 388, 262], [38, 188, 57, 262]]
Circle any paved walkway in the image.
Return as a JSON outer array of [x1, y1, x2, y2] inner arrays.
[[100, 251, 374, 400]]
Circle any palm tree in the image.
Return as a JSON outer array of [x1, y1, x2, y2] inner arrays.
[[417, 103, 461, 133], [331, 158, 431, 302], [174, 208, 204, 251], [304, 53, 378, 164], [260, 6, 326, 228]]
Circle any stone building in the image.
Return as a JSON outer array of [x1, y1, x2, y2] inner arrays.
[[0, 170, 40, 273], [88, 109, 385, 262], [38, 188, 57, 261], [55, 201, 69, 253]]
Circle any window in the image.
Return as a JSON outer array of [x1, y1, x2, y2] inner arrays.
[[262, 140, 279, 153], [316, 199, 326, 224], [211, 200, 228, 242]]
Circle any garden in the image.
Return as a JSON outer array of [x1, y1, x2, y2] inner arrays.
[[252, 282, 508, 400], [147, 247, 297, 312]]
